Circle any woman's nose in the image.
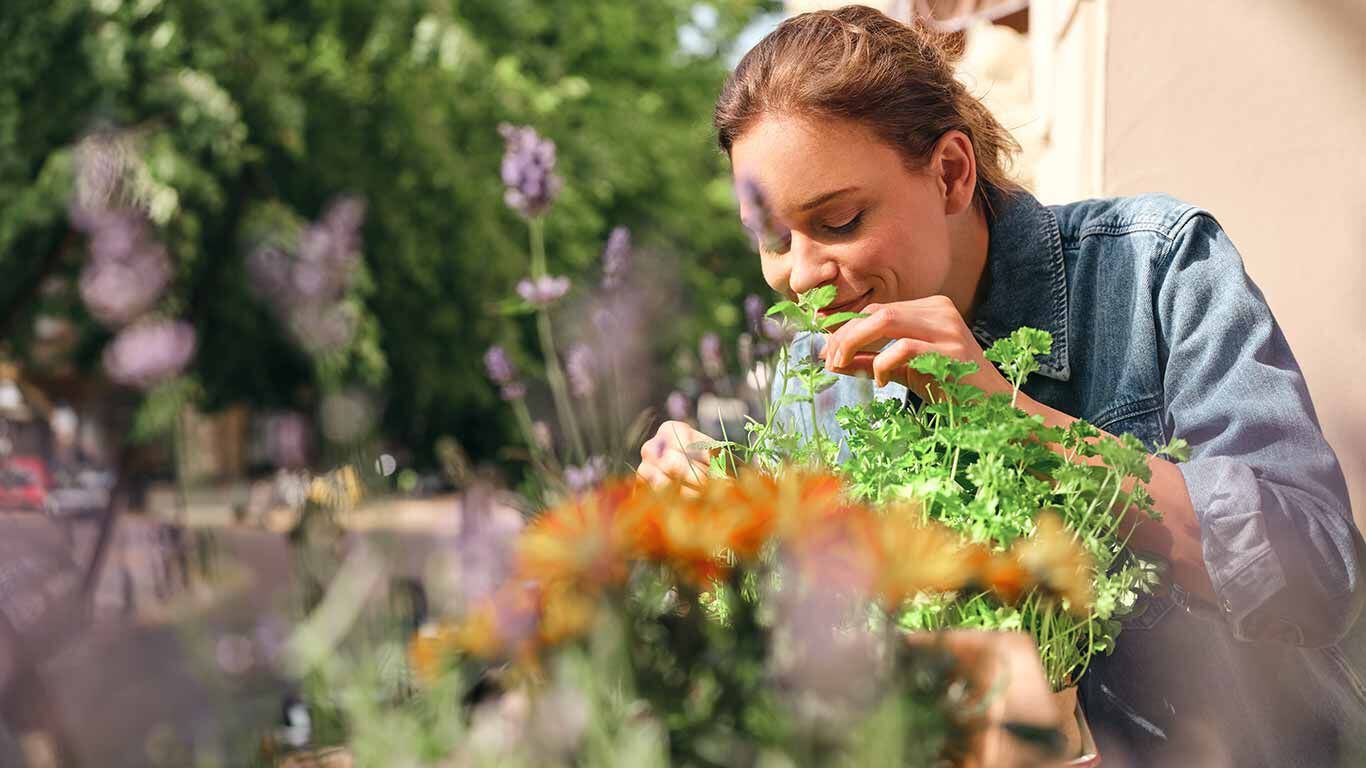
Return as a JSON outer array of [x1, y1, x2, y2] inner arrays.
[[787, 234, 838, 296]]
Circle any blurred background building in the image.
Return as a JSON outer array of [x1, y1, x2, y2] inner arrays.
[[788, 0, 1366, 526]]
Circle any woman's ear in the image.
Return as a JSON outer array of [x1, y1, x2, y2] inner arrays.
[[932, 130, 978, 216]]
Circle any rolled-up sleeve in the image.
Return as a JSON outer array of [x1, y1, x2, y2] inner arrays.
[[1157, 211, 1363, 646]]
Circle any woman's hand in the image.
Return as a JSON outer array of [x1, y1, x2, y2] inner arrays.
[[820, 295, 1011, 398], [636, 420, 715, 491]]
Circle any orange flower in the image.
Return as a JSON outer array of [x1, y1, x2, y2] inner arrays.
[[762, 470, 848, 540], [409, 622, 461, 685], [868, 508, 979, 608], [517, 480, 643, 591], [447, 582, 541, 660], [1013, 512, 1093, 611], [537, 585, 599, 647]]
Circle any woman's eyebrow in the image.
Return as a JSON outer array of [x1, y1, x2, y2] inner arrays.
[[796, 186, 859, 212]]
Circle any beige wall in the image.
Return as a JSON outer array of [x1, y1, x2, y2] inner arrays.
[[1102, 0, 1366, 521]]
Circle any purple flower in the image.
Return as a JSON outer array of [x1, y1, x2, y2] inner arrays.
[[287, 303, 358, 354], [294, 196, 364, 301], [266, 411, 312, 468], [102, 320, 196, 389], [745, 293, 792, 348], [699, 332, 724, 379], [78, 244, 171, 327], [516, 275, 571, 307], [247, 196, 366, 353], [564, 456, 607, 492], [71, 208, 172, 327], [666, 391, 690, 422], [737, 332, 754, 374], [454, 483, 524, 608], [736, 177, 791, 253], [499, 382, 527, 401], [485, 346, 526, 401], [484, 346, 517, 385], [600, 226, 631, 290], [498, 124, 562, 218], [565, 343, 595, 398]]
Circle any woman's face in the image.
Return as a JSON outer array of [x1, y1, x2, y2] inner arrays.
[[730, 114, 981, 318]]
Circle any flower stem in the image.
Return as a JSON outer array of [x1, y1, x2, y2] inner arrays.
[[528, 218, 586, 463]]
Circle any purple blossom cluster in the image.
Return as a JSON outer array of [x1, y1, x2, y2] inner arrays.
[[498, 124, 562, 218], [70, 196, 195, 390], [248, 197, 366, 354], [72, 208, 173, 327], [699, 332, 724, 380], [600, 226, 631, 291], [565, 343, 595, 398], [102, 320, 197, 390], [483, 346, 525, 401], [745, 293, 792, 356], [666, 390, 691, 422], [516, 275, 571, 307], [736, 177, 791, 254], [453, 483, 525, 610], [563, 456, 606, 492]]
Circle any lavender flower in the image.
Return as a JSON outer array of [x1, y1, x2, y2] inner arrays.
[[454, 483, 524, 608], [563, 456, 607, 492], [744, 293, 792, 349], [736, 177, 791, 253], [483, 346, 517, 385], [516, 274, 571, 307], [483, 347, 525, 401], [498, 123, 562, 218], [600, 226, 631, 290], [565, 343, 595, 398], [102, 320, 196, 389], [699, 332, 724, 379], [666, 391, 690, 422], [499, 382, 527, 401]]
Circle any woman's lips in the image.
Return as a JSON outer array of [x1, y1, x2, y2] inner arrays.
[[817, 289, 873, 317]]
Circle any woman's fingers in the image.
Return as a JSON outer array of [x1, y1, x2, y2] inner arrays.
[[872, 338, 933, 387], [637, 421, 713, 490], [824, 304, 897, 370]]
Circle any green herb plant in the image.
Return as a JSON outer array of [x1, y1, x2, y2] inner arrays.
[[745, 288, 1188, 691]]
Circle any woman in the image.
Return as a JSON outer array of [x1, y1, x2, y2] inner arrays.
[[636, 6, 1364, 766]]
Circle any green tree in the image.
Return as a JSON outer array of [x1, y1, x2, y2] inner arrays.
[[0, 0, 774, 466]]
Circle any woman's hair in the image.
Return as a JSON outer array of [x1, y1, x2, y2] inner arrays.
[[714, 5, 1021, 208]]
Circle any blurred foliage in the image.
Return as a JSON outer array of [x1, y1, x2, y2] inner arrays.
[[0, 0, 775, 466]]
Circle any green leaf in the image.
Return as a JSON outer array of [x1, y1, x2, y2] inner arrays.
[[798, 284, 837, 311], [764, 300, 797, 317], [817, 310, 868, 329]]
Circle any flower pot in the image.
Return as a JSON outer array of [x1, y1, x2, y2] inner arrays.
[[914, 631, 1099, 767], [1053, 685, 1102, 766]]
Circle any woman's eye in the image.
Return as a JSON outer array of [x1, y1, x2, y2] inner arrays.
[[824, 212, 862, 235]]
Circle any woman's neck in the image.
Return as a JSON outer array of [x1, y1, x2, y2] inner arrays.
[[944, 200, 991, 323]]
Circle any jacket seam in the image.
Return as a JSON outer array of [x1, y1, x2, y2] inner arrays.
[[1090, 396, 1164, 432]]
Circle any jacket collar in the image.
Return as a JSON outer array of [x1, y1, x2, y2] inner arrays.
[[968, 189, 1072, 381]]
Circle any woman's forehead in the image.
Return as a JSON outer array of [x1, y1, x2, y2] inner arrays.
[[731, 114, 904, 213]]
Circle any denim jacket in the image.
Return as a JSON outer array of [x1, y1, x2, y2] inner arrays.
[[779, 189, 1366, 765]]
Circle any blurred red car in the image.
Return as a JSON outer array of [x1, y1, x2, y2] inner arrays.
[[0, 456, 51, 512]]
